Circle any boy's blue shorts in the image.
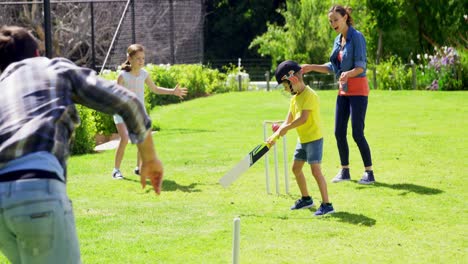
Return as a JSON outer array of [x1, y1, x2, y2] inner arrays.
[[293, 138, 323, 164]]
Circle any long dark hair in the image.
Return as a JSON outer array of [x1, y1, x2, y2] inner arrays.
[[120, 44, 145, 72], [0, 26, 39, 71], [329, 5, 354, 26]]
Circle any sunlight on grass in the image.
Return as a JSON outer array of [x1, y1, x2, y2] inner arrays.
[[1, 90, 465, 263]]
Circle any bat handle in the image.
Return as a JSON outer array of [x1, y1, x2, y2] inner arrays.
[[266, 134, 281, 148]]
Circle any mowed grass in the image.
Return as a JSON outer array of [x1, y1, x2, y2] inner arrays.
[[1, 90, 466, 263]]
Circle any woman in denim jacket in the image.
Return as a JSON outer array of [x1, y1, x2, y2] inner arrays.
[[302, 5, 375, 184]]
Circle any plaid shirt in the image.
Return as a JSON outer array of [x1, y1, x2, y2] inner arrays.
[[0, 57, 151, 172]]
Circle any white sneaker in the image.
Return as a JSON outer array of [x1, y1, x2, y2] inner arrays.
[[331, 169, 351, 183], [112, 169, 124, 180]]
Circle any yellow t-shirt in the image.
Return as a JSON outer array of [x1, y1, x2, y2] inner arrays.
[[289, 86, 322, 143]]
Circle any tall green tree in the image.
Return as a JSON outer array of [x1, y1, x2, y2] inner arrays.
[[404, 0, 467, 51], [248, 0, 372, 67], [366, 0, 467, 63], [203, 0, 285, 62], [207, 0, 466, 69], [249, 0, 332, 67], [366, 0, 403, 63]]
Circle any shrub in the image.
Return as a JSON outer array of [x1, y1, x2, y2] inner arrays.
[[415, 46, 465, 91], [204, 66, 230, 93], [71, 105, 97, 155], [151, 119, 161, 131], [144, 64, 231, 109], [92, 110, 116, 136], [459, 48, 468, 90], [70, 64, 236, 155], [225, 72, 250, 91], [95, 70, 119, 135], [224, 63, 250, 91], [415, 62, 438, 90], [369, 46, 466, 91], [371, 56, 412, 90]]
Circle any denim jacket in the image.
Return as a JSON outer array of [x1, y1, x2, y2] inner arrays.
[[326, 26, 367, 79]]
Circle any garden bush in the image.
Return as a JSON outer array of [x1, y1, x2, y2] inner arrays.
[[70, 64, 233, 155], [370, 56, 413, 90], [460, 48, 468, 90], [144, 64, 232, 109], [413, 46, 464, 91], [225, 71, 250, 91], [369, 46, 466, 91], [92, 110, 116, 136], [94, 70, 119, 136], [71, 105, 97, 155]]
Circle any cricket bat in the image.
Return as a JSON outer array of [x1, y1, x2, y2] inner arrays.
[[219, 135, 279, 187]]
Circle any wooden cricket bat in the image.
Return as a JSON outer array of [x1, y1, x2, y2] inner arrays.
[[219, 135, 279, 187]]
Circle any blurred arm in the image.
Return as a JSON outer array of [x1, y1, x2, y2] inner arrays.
[[301, 64, 331, 74]]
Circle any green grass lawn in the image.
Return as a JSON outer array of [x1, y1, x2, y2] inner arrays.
[[1, 90, 466, 263]]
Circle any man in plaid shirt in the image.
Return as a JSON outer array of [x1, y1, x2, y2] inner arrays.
[[0, 26, 163, 263]]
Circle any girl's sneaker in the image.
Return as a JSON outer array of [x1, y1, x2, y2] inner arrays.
[[112, 169, 124, 180], [314, 203, 335, 216]]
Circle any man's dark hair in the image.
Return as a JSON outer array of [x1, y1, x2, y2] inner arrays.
[[0, 26, 39, 71]]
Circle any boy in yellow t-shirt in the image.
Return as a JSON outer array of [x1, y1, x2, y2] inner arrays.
[[268, 60, 334, 216]]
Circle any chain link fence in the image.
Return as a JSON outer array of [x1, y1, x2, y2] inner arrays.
[[0, 0, 204, 71]]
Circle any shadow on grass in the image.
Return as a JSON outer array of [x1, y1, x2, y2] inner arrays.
[[237, 211, 376, 226], [124, 178, 201, 193], [163, 179, 201, 192], [238, 213, 314, 220], [329, 212, 376, 226], [354, 181, 444, 195]]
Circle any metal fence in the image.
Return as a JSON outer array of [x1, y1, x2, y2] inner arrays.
[[205, 58, 272, 81], [207, 57, 339, 90], [0, 0, 204, 71]]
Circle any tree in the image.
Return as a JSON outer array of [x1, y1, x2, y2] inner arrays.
[[249, 0, 332, 67], [248, 0, 467, 68], [366, 0, 402, 63], [203, 0, 285, 61], [404, 0, 467, 51], [366, 0, 467, 63]]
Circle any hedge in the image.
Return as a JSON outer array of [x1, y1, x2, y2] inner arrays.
[[70, 64, 237, 155]]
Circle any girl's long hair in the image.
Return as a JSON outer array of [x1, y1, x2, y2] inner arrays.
[[120, 44, 144, 72]]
